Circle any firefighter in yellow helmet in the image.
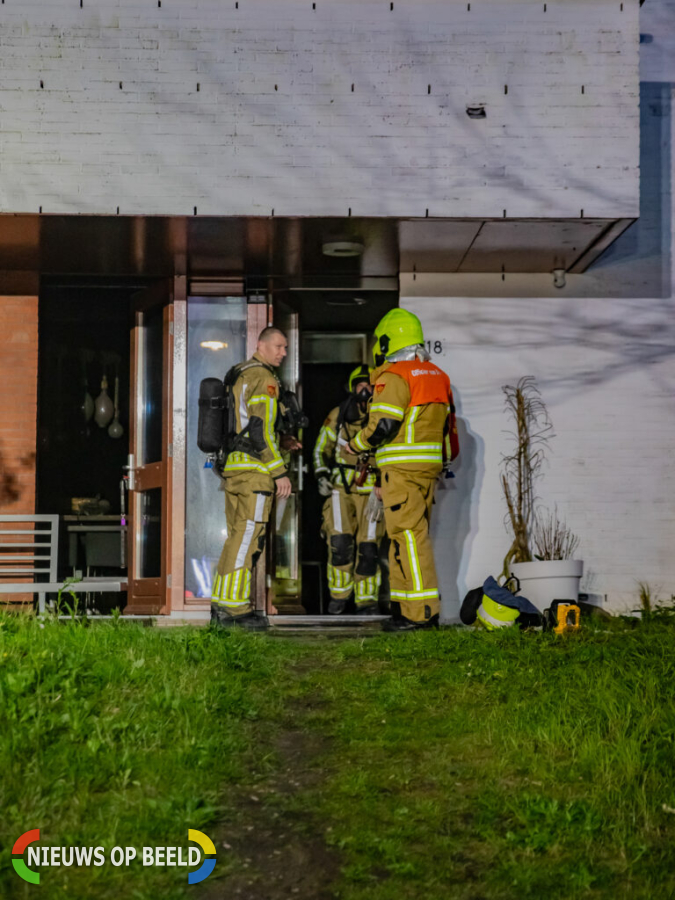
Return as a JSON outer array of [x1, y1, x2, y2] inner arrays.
[[349, 309, 459, 631], [313, 365, 384, 615]]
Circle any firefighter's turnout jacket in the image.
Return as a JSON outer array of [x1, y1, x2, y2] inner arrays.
[[211, 353, 286, 615], [352, 358, 457, 622], [222, 354, 287, 481], [313, 404, 383, 607]]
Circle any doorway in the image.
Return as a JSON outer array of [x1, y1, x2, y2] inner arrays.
[[37, 276, 188, 616], [36, 281, 137, 611], [270, 289, 399, 617]]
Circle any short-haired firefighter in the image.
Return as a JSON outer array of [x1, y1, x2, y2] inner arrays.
[[210, 327, 299, 630], [313, 365, 385, 615], [349, 310, 459, 631]]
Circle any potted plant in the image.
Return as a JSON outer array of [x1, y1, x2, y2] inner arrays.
[[501, 377, 583, 614]]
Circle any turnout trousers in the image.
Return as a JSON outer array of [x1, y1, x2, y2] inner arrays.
[[211, 471, 274, 616], [381, 466, 440, 623], [321, 488, 385, 607]]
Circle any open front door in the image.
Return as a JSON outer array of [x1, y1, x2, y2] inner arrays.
[[125, 278, 184, 614]]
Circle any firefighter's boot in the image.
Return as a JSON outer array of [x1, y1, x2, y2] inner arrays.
[[382, 613, 439, 632], [210, 603, 268, 631]]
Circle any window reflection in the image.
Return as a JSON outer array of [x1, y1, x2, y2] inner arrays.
[[139, 487, 162, 578], [141, 305, 163, 464]]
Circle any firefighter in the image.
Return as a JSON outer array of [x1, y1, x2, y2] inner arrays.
[[349, 309, 458, 631], [313, 365, 384, 615], [210, 327, 299, 629]]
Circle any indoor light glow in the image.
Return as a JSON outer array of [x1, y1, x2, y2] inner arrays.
[[200, 340, 228, 351]]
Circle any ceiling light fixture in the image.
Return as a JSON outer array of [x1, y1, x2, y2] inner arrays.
[[321, 240, 364, 258], [200, 340, 228, 351], [324, 296, 367, 307]]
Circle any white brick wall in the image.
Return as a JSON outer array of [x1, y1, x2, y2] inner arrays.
[[0, 0, 638, 217], [401, 0, 675, 618], [404, 289, 675, 619]]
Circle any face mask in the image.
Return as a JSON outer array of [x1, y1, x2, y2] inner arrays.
[[356, 387, 371, 412]]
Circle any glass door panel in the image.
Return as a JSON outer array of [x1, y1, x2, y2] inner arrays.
[[184, 296, 247, 601], [138, 487, 162, 578], [140, 304, 164, 465]]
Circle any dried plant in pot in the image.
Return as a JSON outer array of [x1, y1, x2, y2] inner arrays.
[[500, 376, 552, 572], [501, 377, 583, 614], [531, 506, 580, 562]]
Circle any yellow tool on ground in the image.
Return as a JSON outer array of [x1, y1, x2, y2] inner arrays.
[[548, 601, 581, 634]]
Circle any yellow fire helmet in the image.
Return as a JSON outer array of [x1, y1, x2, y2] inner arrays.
[[372, 308, 424, 366], [347, 364, 372, 393]]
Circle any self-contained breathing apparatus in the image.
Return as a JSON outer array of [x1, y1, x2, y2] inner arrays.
[[197, 362, 308, 469], [333, 379, 373, 494], [277, 389, 309, 435]]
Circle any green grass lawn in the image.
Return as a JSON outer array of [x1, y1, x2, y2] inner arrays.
[[1, 612, 675, 899]]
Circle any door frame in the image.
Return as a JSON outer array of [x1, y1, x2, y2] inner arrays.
[[173, 285, 271, 614], [125, 276, 186, 615], [128, 283, 279, 616], [167, 277, 187, 612]]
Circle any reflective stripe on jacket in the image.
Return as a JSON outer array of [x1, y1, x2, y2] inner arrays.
[[313, 404, 376, 492], [222, 353, 287, 479]]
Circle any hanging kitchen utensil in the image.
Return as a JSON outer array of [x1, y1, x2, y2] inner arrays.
[[79, 349, 95, 423], [94, 374, 114, 428], [108, 375, 124, 438]]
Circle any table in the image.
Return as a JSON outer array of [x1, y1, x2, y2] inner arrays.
[[63, 514, 128, 572]]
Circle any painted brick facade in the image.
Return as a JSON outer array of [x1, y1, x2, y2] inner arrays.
[[0, 0, 638, 218]]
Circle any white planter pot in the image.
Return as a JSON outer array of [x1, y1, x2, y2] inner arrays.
[[510, 560, 584, 614]]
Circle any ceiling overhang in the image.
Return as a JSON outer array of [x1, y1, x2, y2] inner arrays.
[[0, 214, 636, 294]]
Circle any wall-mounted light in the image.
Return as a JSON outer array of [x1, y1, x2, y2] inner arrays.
[[324, 296, 367, 307], [322, 240, 364, 258], [200, 340, 228, 351], [552, 268, 567, 290], [466, 105, 486, 119]]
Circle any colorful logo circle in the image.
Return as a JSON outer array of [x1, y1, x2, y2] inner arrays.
[[187, 829, 217, 885], [12, 829, 41, 884]]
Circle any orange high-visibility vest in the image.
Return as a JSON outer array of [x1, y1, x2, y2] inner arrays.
[[387, 360, 450, 405], [387, 360, 459, 461]]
